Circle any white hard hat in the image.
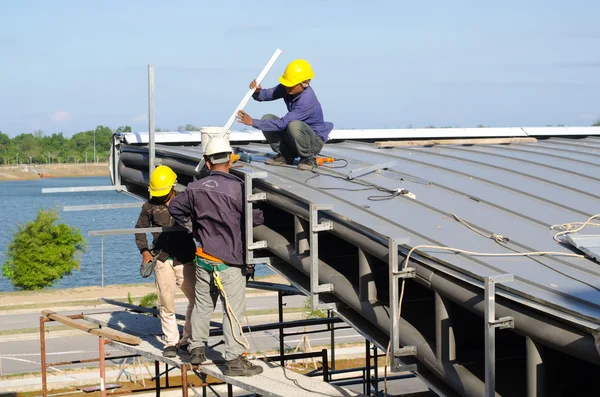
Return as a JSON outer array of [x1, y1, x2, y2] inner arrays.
[[204, 137, 233, 164]]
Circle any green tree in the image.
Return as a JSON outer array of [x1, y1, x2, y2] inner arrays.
[[593, 119, 600, 127], [178, 124, 199, 132], [2, 209, 87, 290], [116, 126, 132, 133]]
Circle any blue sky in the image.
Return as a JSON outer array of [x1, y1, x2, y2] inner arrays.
[[1, 0, 599, 137]]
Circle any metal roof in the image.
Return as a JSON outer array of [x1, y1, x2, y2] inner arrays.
[[225, 137, 600, 330], [119, 126, 600, 144], [117, 135, 600, 330]]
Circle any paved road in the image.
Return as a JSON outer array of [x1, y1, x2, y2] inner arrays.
[[0, 294, 363, 375], [0, 294, 307, 332]]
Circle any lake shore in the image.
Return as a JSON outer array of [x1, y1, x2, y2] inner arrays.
[[0, 163, 109, 181]]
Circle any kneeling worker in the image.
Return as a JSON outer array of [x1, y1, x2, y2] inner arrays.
[[236, 59, 334, 170], [169, 137, 264, 376], [135, 165, 196, 358]]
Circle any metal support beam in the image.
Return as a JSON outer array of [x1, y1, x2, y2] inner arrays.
[[294, 215, 309, 256], [435, 291, 456, 362], [388, 237, 417, 373], [148, 64, 155, 174], [484, 273, 515, 397], [358, 248, 377, 303], [309, 204, 335, 310], [526, 337, 545, 397], [244, 172, 270, 265]]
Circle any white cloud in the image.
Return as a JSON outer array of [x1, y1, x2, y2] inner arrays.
[[133, 114, 148, 124], [50, 110, 71, 122]]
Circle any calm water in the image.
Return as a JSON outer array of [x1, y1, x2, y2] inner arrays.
[[0, 177, 271, 292]]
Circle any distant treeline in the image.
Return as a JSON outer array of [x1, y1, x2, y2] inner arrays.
[[1, 120, 599, 165], [0, 124, 200, 165]]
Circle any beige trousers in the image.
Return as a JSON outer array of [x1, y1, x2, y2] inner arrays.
[[154, 259, 195, 347]]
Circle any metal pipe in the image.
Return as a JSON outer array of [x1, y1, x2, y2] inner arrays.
[[101, 237, 104, 288], [253, 225, 498, 397], [148, 64, 155, 174], [329, 310, 335, 371], [358, 248, 377, 303], [99, 337, 106, 397], [166, 363, 169, 388], [321, 349, 329, 382], [278, 291, 285, 368], [40, 317, 48, 397], [155, 361, 160, 397], [526, 337, 545, 397], [365, 339, 371, 396], [435, 292, 456, 362], [181, 364, 188, 397]]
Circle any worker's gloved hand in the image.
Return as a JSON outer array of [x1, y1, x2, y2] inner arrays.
[[141, 251, 153, 264], [249, 79, 261, 93]]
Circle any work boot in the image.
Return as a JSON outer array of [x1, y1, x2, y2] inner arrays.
[[297, 157, 317, 171], [163, 345, 177, 358], [221, 355, 263, 377], [265, 154, 293, 166], [190, 347, 207, 365]]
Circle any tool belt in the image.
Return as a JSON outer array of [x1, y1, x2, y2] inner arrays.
[[195, 247, 255, 280], [196, 257, 229, 272]]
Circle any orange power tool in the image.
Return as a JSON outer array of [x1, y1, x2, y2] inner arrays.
[[316, 157, 335, 166]]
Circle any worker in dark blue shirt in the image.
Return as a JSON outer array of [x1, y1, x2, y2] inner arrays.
[[236, 59, 333, 170]]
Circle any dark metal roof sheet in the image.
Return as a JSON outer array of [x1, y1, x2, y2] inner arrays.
[[153, 137, 600, 330]]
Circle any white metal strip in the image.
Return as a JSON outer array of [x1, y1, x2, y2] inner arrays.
[[42, 186, 123, 193], [63, 203, 144, 212]]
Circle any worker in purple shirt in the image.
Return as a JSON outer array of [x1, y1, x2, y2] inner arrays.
[[236, 59, 334, 171]]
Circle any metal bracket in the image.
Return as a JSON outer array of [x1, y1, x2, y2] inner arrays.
[[244, 172, 270, 265], [484, 273, 514, 397], [347, 161, 398, 180], [388, 237, 418, 373], [309, 204, 335, 310]]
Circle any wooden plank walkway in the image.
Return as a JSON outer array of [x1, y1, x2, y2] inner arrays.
[[85, 312, 365, 397]]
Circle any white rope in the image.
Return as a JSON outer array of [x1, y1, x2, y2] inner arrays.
[[212, 268, 250, 351], [551, 213, 600, 243]]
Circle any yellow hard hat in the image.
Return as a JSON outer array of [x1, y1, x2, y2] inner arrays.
[[279, 59, 315, 87], [148, 165, 177, 197]]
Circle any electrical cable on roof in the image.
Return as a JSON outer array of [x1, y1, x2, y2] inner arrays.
[[322, 158, 348, 169], [304, 168, 408, 201]]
